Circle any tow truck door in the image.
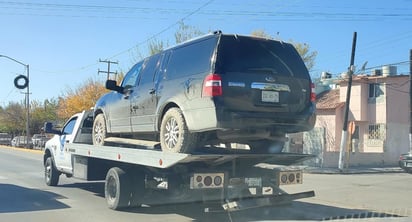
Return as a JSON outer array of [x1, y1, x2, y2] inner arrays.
[[51, 112, 85, 173]]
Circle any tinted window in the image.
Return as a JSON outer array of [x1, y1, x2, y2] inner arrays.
[[122, 62, 143, 88], [138, 54, 161, 86], [166, 37, 217, 79], [217, 35, 309, 77]]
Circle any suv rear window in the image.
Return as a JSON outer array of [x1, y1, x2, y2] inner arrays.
[[217, 35, 309, 78]]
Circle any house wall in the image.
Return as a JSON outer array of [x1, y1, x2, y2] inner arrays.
[[385, 76, 410, 157], [385, 76, 409, 124], [314, 110, 336, 151], [313, 75, 410, 167]]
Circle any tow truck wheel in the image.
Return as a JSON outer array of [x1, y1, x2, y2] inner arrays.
[[93, 113, 107, 146], [45, 157, 60, 186], [160, 108, 197, 153], [105, 167, 132, 210]]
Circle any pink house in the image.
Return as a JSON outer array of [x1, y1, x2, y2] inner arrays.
[[313, 72, 410, 167]]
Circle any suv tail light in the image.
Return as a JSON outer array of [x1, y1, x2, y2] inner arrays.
[[310, 82, 316, 102], [202, 74, 222, 97]]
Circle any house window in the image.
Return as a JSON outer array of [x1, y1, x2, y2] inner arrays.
[[369, 83, 384, 98], [368, 124, 385, 140]]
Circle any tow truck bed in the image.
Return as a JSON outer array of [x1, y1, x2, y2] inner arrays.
[[67, 142, 314, 168]]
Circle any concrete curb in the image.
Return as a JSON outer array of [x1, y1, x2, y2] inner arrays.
[[0, 145, 43, 154]]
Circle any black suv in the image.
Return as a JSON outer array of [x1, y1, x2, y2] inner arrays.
[[93, 31, 316, 153]]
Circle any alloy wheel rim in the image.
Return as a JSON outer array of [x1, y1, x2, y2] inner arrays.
[[94, 122, 104, 144], [164, 117, 179, 149]]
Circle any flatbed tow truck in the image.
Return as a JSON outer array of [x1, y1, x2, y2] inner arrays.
[[43, 110, 315, 211]]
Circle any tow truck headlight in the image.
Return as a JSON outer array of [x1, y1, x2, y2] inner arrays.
[[191, 173, 225, 189], [278, 170, 302, 185]]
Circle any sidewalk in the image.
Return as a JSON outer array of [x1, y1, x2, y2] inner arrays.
[[304, 166, 404, 174]]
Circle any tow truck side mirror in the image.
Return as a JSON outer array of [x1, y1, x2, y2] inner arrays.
[[105, 80, 124, 93], [44, 122, 62, 135]]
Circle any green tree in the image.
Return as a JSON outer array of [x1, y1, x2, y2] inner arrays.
[[174, 21, 204, 44], [290, 41, 318, 72], [30, 99, 59, 134], [148, 38, 166, 56], [0, 102, 25, 135], [135, 21, 204, 58]]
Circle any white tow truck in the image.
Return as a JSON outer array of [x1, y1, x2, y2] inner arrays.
[[43, 110, 315, 211]]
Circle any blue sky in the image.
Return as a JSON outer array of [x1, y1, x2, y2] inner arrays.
[[0, 0, 411, 106]]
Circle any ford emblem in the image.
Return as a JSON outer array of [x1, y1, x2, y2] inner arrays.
[[265, 76, 276, 82]]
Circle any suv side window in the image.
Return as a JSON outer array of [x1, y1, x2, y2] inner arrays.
[[166, 37, 217, 79], [121, 61, 143, 88], [138, 54, 161, 86]]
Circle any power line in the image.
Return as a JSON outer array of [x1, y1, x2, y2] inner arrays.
[[1, 1, 411, 21], [98, 59, 118, 80], [107, 0, 215, 60], [7, 0, 214, 76]]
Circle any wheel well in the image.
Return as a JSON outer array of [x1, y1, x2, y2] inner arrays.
[[43, 149, 52, 165], [94, 109, 103, 119], [158, 103, 179, 131]]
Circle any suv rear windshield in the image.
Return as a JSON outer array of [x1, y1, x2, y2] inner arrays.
[[216, 35, 309, 78]]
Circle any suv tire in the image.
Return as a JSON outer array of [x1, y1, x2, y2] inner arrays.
[[160, 108, 197, 153]]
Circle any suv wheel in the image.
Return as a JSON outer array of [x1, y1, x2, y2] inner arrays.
[[93, 113, 107, 146], [160, 108, 197, 153]]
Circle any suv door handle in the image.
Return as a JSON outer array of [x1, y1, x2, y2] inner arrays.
[[149, 88, 156, 94]]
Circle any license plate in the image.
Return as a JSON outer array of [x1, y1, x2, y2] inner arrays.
[[262, 91, 279, 103]]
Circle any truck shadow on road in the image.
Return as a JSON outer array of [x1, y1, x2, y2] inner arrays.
[[125, 201, 404, 221], [0, 183, 69, 213], [61, 181, 405, 221]]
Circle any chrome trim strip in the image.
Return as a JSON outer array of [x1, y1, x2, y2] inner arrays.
[[251, 82, 291, 92]]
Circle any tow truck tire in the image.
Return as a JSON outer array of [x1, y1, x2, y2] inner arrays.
[[105, 167, 132, 210], [160, 108, 197, 153], [93, 113, 107, 146], [45, 157, 60, 186]]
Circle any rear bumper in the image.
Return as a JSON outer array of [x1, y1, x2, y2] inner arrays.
[[399, 160, 412, 170], [215, 104, 316, 133], [184, 103, 316, 133]]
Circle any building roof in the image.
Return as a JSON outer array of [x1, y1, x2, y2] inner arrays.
[[316, 89, 345, 110]]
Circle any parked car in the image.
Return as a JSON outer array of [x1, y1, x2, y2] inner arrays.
[[32, 134, 50, 149], [0, 133, 12, 145], [11, 136, 33, 148], [93, 31, 316, 153], [399, 152, 412, 173]]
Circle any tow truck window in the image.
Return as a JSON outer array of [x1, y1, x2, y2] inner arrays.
[[62, 117, 78, 135]]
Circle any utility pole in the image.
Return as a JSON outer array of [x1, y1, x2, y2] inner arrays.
[[409, 49, 412, 154], [0, 55, 30, 149], [98, 59, 118, 80], [339, 32, 357, 171]]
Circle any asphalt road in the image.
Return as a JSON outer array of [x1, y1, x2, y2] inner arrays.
[[0, 146, 411, 222]]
